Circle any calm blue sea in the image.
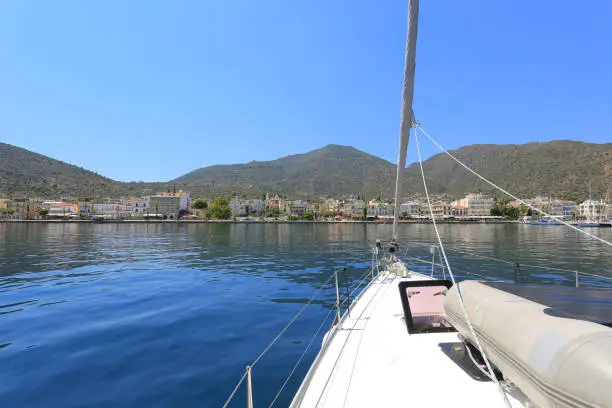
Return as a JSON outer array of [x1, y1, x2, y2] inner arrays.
[[1, 223, 611, 407]]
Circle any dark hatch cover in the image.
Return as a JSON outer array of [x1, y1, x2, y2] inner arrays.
[[484, 282, 612, 328]]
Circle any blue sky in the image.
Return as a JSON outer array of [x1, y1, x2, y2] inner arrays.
[[1, 1, 610, 182]]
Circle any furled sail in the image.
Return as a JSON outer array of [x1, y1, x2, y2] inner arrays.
[[392, 0, 419, 239]]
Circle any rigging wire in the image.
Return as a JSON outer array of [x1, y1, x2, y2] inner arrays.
[[221, 370, 248, 408], [221, 270, 337, 408], [399, 242, 612, 282], [414, 127, 513, 408], [418, 126, 612, 249], [224, 266, 375, 408], [269, 306, 336, 408], [250, 272, 336, 368], [445, 247, 612, 281]]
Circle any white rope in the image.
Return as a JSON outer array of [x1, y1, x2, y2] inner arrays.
[[418, 126, 612, 248], [414, 127, 512, 407]]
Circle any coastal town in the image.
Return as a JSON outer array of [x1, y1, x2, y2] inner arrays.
[[1, 190, 611, 224]]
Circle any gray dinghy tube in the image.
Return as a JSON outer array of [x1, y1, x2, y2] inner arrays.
[[444, 280, 612, 408]]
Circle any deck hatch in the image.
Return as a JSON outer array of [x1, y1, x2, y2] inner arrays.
[[398, 279, 456, 334]]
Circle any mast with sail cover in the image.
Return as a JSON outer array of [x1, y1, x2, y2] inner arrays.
[[392, 0, 419, 240]]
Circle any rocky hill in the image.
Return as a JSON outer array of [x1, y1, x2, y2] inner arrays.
[[403, 140, 612, 200], [174, 144, 397, 198], [1, 140, 611, 200]]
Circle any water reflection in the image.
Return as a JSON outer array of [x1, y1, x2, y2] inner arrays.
[[0, 223, 611, 407]]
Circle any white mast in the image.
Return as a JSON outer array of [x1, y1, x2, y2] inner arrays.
[[392, 0, 420, 240]]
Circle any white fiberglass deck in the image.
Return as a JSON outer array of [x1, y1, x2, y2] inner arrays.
[[291, 272, 526, 408]]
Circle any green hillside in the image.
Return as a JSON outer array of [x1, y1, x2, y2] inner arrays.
[[1, 140, 611, 200]]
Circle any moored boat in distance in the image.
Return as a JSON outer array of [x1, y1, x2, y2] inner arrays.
[[529, 217, 563, 226], [578, 219, 599, 227]]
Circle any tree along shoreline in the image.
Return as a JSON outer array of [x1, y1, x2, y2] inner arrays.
[[0, 219, 518, 225]]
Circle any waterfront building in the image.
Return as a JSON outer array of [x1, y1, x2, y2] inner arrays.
[[266, 194, 286, 213], [366, 200, 393, 219], [579, 199, 607, 220], [305, 202, 317, 216], [230, 199, 250, 217], [399, 201, 420, 218], [378, 202, 394, 219], [427, 201, 452, 219], [252, 200, 266, 215], [229, 199, 266, 216], [230, 200, 246, 216], [156, 190, 191, 210], [78, 201, 94, 217], [321, 199, 341, 214], [342, 199, 365, 219], [532, 196, 552, 214], [46, 201, 79, 217], [287, 200, 308, 216], [92, 199, 131, 219], [366, 199, 380, 219], [454, 193, 495, 217], [452, 206, 467, 217], [8, 198, 40, 219], [149, 192, 190, 219], [550, 200, 577, 219], [131, 196, 151, 216], [130, 197, 149, 217], [507, 199, 537, 209]]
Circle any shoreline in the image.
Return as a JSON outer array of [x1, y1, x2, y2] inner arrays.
[[0, 219, 518, 225]]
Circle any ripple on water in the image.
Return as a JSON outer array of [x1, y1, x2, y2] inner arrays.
[[0, 223, 611, 407]]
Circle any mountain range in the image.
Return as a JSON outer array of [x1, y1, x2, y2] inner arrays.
[[1, 140, 611, 201]]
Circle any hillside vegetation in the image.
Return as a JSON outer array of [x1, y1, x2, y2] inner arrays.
[[403, 141, 612, 200], [1, 140, 611, 200]]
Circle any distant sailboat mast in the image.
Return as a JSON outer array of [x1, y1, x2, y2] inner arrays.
[[392, 0, 420, 240]]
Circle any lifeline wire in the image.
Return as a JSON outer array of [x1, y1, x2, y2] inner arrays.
[[419, 126, 612, 249], [414, 127, 512, 408]]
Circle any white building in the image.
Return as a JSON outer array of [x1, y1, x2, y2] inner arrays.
[[426, 201, 452, 219], [579, 199, 607, 220], [45, 201, 78, 217], [399, 201, 421, 218], [453, 193, 495, 217], [92, 200, 131, 219], [131, 197, 151, 216], [366, 200, 394, 219]]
